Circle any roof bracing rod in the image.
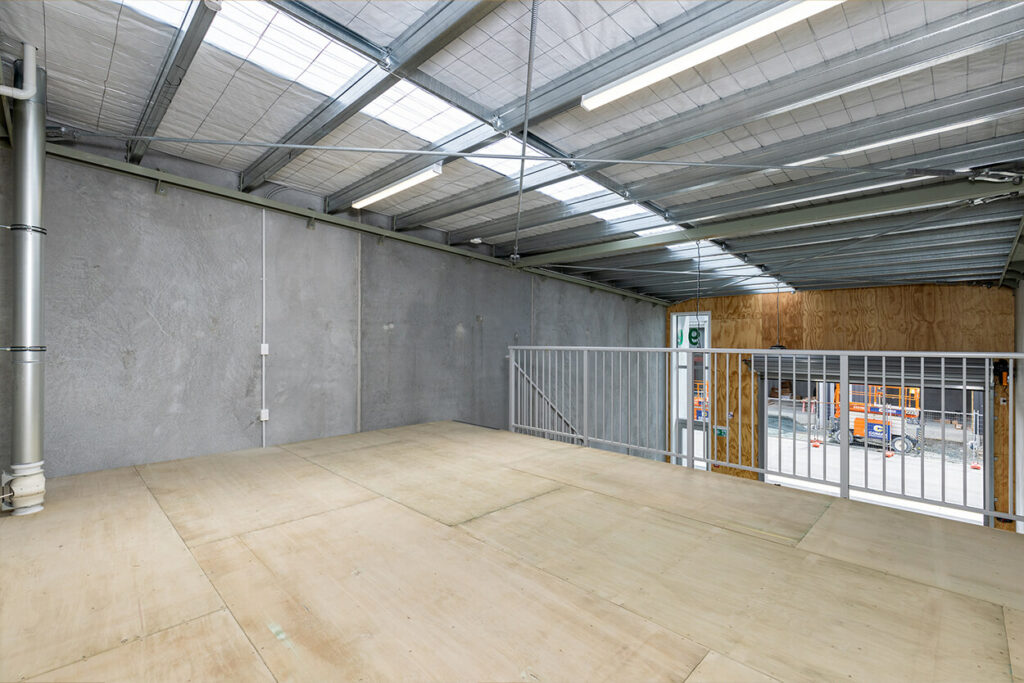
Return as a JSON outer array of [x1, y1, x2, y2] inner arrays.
[[324, 0, 781, 214], [453, 80, 1024, 242], [396, 2, 1024, 230], [577, 231, 1021, 285], [516, 180, 1020, 267], [497, 136, 1024, 255], [999, 215, 1024, 287], [127, 0, 220, 164], [239, 0, 500, 191]]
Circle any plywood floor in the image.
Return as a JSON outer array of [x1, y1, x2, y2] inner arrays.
[[3, 422, 1023, 682]]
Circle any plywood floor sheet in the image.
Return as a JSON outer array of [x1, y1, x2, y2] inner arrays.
[[3, 421, 1023, 681]]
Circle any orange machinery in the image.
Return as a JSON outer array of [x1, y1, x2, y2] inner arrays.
[[834, 384, 921, 448]]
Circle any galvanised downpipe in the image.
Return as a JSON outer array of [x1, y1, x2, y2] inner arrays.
[[3, 60, 46, 515]]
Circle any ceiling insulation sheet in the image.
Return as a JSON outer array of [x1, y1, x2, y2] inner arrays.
[[366, 159, 505, 215], [149, 44, 328, 170], [418, 0, 695, 111], [0, 0, 177, 133], [307, 1, 438, 47], [270, 112, 429, 195]]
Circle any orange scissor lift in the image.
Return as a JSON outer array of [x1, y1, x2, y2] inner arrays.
[[834, 384, 921, 454]]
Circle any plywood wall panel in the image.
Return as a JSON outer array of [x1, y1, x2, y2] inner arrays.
[[669, 285, 1013, 352], [668, 285, 1016, 501]]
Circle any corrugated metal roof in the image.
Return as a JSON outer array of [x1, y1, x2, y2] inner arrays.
[[0, 0, 1020, 299]]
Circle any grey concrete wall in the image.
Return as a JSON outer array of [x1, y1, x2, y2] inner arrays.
[[0, 152, 665, 477], [358, 235, 532, 432], [264, 211, 360, 445], [18, 155, 263, 476]]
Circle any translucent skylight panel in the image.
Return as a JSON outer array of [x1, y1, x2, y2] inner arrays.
[[119, 0, 189, 27], [537, 176, 608, 202], [592, 204, 653, 222], [247, 11, 328, 81], [635, 225, 683, 237], [299, 42, 370, 94], [467, 137, 549, 177], [362, 80, 477, 143], [205, 1, 275, 57], [126, 0, 371, 95]]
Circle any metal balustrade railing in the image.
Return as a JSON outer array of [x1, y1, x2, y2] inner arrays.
[[509, 346, 1024, 528]]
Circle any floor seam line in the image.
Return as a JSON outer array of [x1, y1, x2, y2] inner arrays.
[[141, 473, 281, 683], [18, 607, 230, 680], [1004, 606, 1016, 681], [503, 464, 803, 546], [186, 494, 381, 550], [796, 497, 836, 544], [453, 484, 565, 526], [681, 650, 713, 683], [455, 518, 725, 674]]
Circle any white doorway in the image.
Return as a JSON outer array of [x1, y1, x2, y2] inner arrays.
[[670, 312, 710, 467]]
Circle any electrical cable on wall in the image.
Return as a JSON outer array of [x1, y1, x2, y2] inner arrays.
[[510, 0, 540, 265]]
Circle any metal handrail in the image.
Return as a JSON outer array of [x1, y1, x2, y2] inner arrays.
[[508, 345, 1022, 530]]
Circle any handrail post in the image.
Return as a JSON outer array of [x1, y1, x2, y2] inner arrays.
[[508, 348, 515, 433], [685, 350, 695, 468], [985, 358, 995, 527], [839, 354, 850, 498], [582, 349, 589, 446]]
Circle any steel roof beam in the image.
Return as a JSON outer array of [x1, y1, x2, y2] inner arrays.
[[999, 215, 1024, 286], [323, 1, 777, 214], [454, 79, 1024, 242], [618, 245, 1012, 288], [127, 0, 220, 164], [239, 0, 499, 192], [724, 206, 1023, 254], [644, 266, 1005, 297], [579, 235, 1017, 287], [596, 246, 1010, 291], [494, 135, 1024, 254], [645, 272, 1003, 299], [399, 2, 1024, 230], [542, 205, 1022, 273], [515, 180, 1019, 267]]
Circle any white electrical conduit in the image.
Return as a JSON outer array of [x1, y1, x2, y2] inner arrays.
[[0, 44, 36, 100]]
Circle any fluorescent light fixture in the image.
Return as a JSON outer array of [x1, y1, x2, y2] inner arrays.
[[786, 156, 830, 167], [580, 0, 844, 110], [351, 163, 442, 209], [759, 175, 936, 209], [834, 117, 996, 156]]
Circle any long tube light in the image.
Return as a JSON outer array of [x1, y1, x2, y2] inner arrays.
[[351, 163, 443, 209], [580, 0, 844, 111]]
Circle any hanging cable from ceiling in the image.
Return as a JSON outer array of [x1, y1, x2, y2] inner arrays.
[[695, 240, 701, 320], [771, 282, 785, 350], [510, 0, 540, 266]]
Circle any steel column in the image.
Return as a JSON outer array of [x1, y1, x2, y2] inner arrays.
[[6, 63, 47, 515]]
